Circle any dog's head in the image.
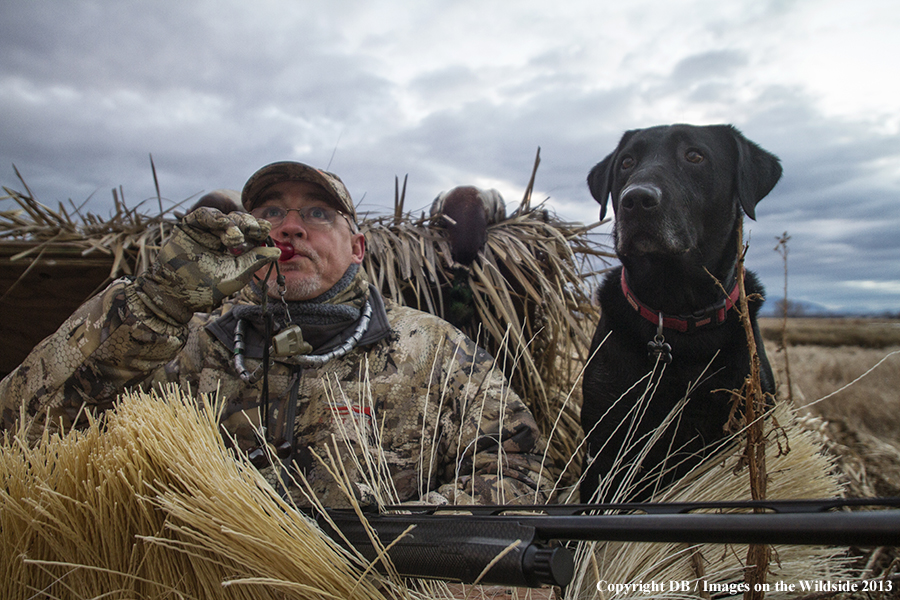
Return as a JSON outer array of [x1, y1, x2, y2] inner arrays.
[[587, 124, 782, 258]]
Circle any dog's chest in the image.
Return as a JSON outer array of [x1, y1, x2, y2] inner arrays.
[[589, 279, 752, 392]]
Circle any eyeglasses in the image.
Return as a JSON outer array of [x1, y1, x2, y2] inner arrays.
[[250, 205, 350, 230]]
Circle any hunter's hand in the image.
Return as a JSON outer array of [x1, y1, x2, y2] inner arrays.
[[135, 207, 280, 323]]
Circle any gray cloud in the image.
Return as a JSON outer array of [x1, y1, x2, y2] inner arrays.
[[1, 0, 898, 314], [670, 50, 748, 83]]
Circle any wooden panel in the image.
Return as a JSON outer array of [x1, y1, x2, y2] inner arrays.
[[0, 243, 114, 376]]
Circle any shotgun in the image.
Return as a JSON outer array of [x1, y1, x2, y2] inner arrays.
[[315, 497, 900, 588]]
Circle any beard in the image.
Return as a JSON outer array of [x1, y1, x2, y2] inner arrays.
[[280, 275, 324, 301], [255, 245, 328, 302], [257, 267, 324, 302]]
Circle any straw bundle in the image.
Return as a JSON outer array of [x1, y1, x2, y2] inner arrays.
[[1, 386, 396, 599], [564, 401, 851, 600]]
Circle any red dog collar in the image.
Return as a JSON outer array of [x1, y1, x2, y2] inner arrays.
[[620, 269, 741, 333]]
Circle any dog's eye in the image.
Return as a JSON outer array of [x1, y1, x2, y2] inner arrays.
[[620, 156, 635, 170], [685, 150, 704, 164]]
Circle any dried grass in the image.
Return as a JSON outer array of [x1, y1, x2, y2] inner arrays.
[[759, 318, 900, 349], [766, 339, 900, 499], [1, 170, 180, 281], [563, 402, 851, 600], [1, 386, 394, 600]]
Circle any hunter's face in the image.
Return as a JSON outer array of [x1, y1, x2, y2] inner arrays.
[[251, 180, 364, 301]]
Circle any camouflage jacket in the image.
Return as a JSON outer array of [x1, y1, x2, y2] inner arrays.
[[0, 279, 552, 507]]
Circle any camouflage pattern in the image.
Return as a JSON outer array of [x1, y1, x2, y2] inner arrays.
[[1, 279, 553, 508], [134, 207, 280, 323], [242, 161, 359, 226]]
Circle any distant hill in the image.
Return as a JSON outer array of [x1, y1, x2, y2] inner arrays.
[[758, 296, 833, 317]]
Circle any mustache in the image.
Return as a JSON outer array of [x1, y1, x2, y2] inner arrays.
[[280, 244, 320, 265]]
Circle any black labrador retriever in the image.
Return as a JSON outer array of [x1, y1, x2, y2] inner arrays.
[[580, 124, 781, 503]]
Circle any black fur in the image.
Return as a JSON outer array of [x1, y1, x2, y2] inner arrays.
[[580, 124, 781, 502]]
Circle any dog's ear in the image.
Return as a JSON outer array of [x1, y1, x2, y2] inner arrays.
[[728, 126, 782, 220], [587, 155, 614, 220], [589, 130, 637, 220]]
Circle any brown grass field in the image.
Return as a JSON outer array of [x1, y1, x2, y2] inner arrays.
[[759, 317, 900, 596], [760, 317, 900, 498]]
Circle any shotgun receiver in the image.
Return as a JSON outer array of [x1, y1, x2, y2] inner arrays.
[[316, 497, 900, 588]]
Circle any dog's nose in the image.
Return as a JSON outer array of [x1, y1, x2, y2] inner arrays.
[[619, 183, 662, 212]]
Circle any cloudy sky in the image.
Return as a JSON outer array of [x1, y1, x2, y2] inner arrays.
[[2, 0, 898, 314]]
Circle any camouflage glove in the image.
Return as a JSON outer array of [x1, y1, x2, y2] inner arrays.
[[135, 207, 280, 324], [401, 490, 451, 506]]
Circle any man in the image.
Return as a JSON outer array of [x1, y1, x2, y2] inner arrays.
[[0, 161, 552, 507]]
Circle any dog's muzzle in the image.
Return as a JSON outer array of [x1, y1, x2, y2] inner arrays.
[[615, 182, 691, 256]]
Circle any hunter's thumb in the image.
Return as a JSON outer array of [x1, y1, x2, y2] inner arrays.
[[217, 246, 281, 297]]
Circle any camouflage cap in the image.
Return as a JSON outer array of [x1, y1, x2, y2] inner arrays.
[[241, 161, 358, 226]]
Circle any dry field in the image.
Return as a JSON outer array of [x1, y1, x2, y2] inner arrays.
[[759, 317, 900, 498], [758, 317, 900, 594]]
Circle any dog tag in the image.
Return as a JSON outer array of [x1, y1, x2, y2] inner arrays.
[[648, 336, 673, 364], [272, 324, 313, 356]]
